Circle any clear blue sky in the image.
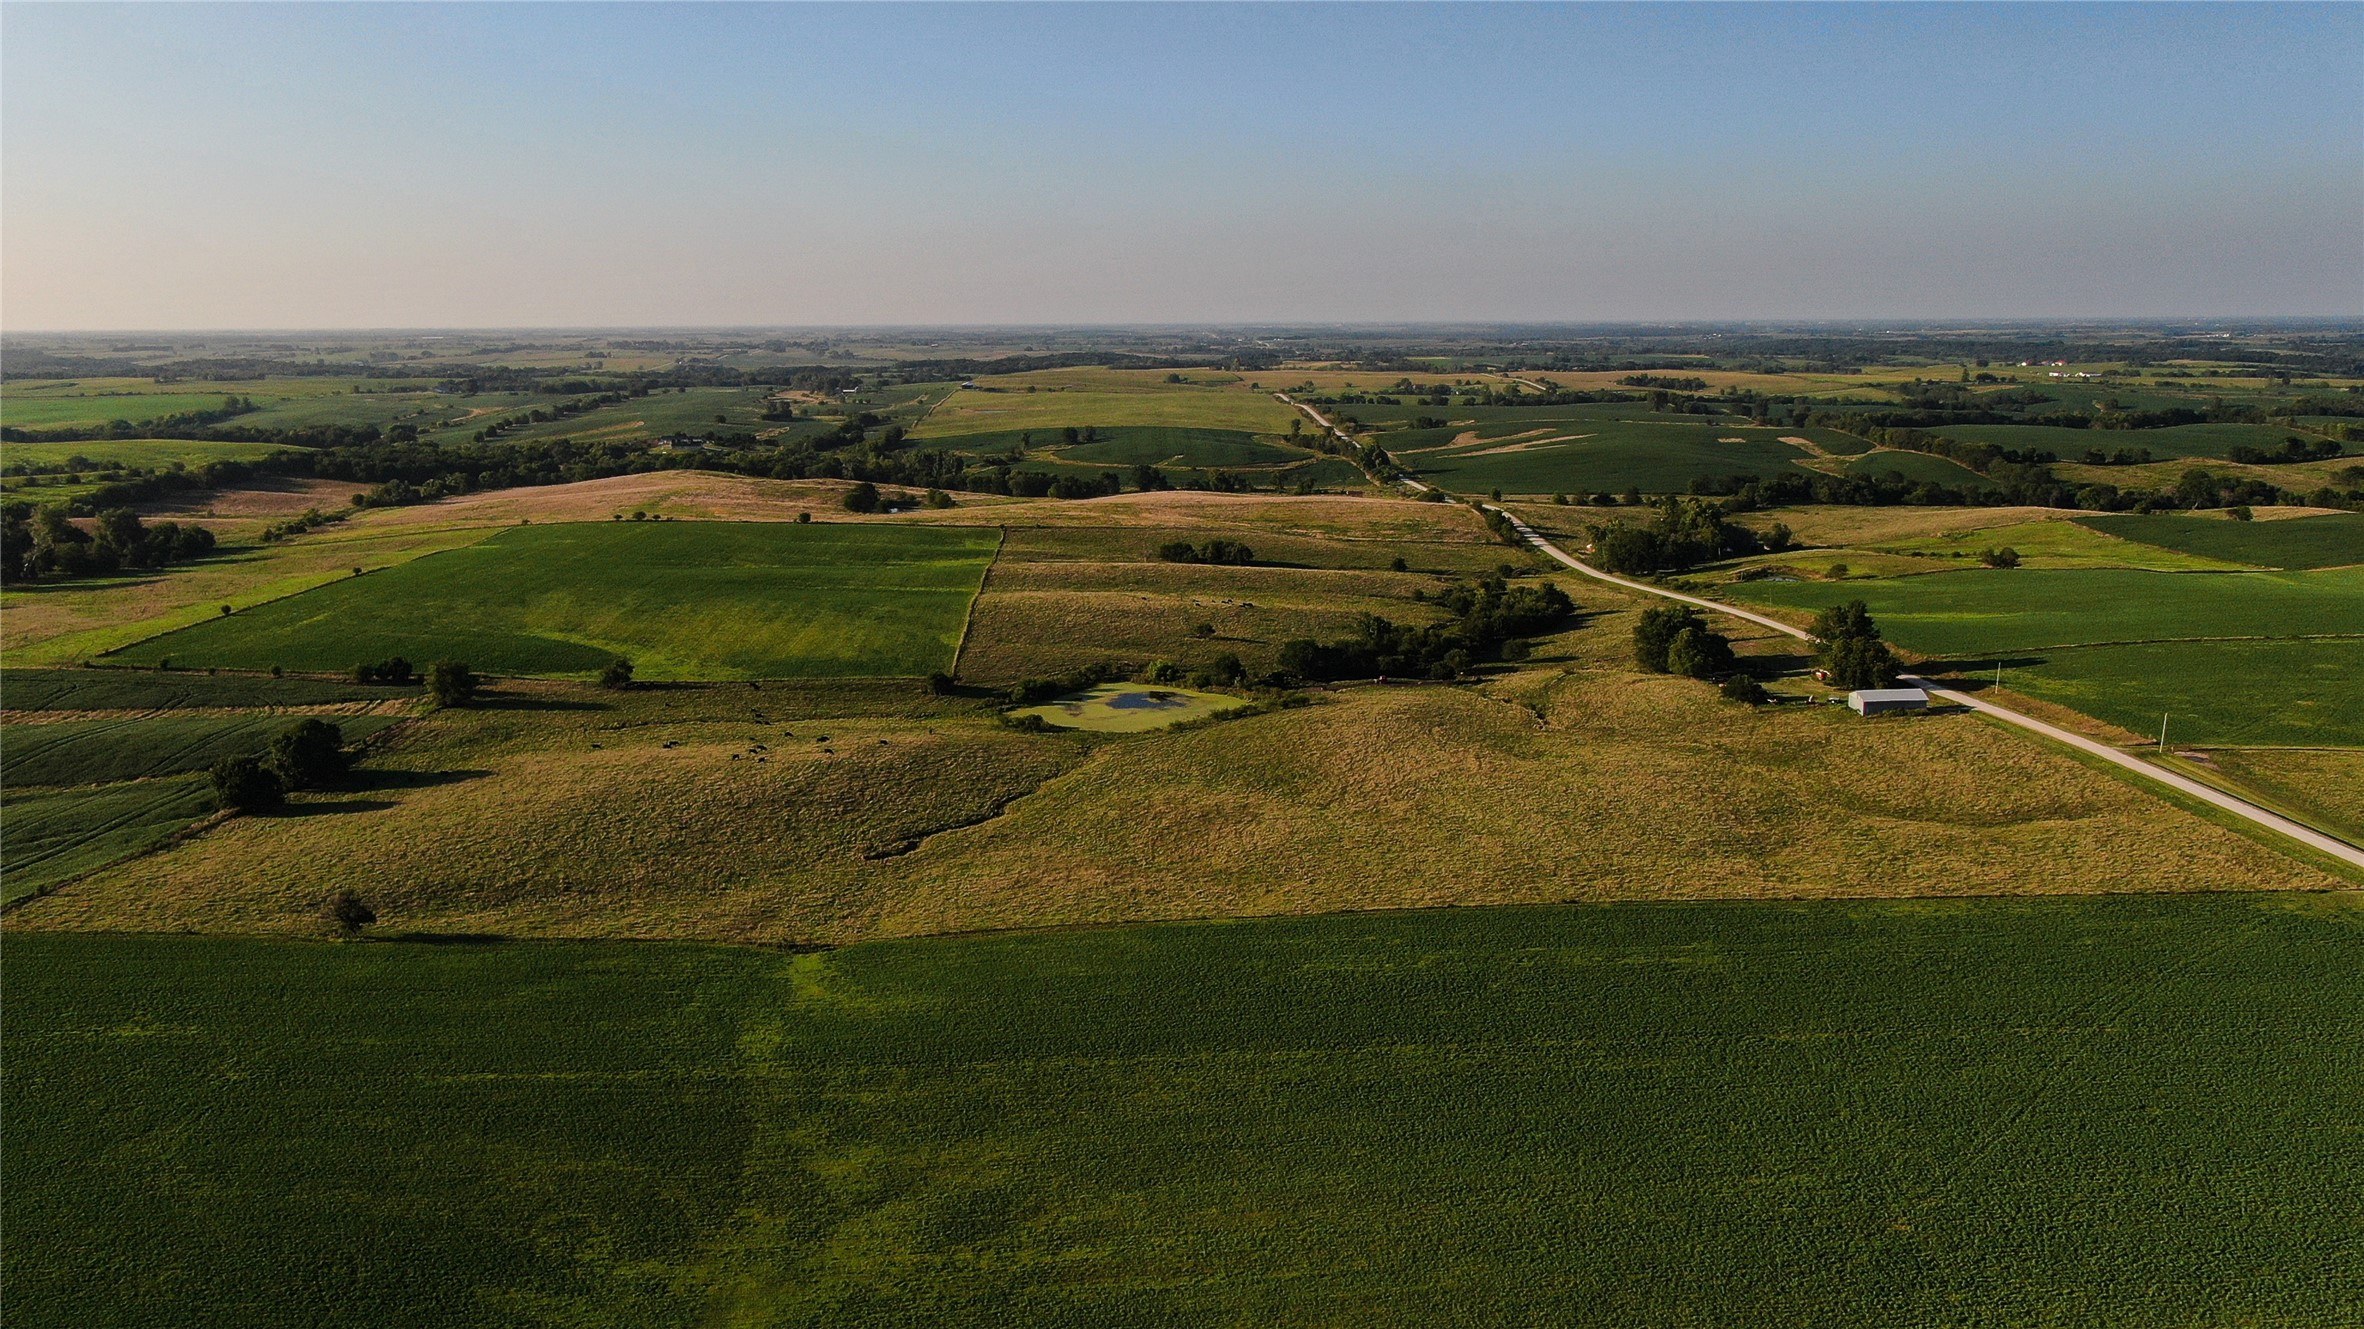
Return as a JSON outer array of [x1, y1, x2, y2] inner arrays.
[[4, 2, 2358, 328]]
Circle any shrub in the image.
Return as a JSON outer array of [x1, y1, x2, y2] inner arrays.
[[1389, 556, 1409, 572], [923, 489, 955, 510], [321, 890, 376, 938], [210, 755, 283, 814], [1721, 675, 1771, 704], [1979, 547, 2021, 569], [427, 660, 479, 708], [842, 482, 881, 514], [268, 718, 348, 790], [924, 671, 957, 695], [352, 656, 415, 685], [1156, 539, 1255, 566], [598, 658, 636, 690]]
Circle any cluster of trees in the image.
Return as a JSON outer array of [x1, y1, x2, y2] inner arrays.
[[1586, 497, 1761, 575], [1618, 374, 1708, 391], [1632, 605, 1738, 679], [1156, 539, 1255, 565], [1277, 574, 1574, 681], [2226, 436, 2345, 465], [208, 718, 353, 814], [350, 657, 416, 684], [1810, 601, 1901, 690], [0, 505, 215, 584]]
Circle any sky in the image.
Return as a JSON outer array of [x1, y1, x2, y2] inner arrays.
[[3, 2, 2359, 330]]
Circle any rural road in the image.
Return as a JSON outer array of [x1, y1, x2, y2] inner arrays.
[[1478, 505, 2364, 872]]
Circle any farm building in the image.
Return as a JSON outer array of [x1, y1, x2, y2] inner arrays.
[[1848, 687, 1930, 716]]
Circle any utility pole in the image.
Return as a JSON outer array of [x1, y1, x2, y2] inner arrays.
[[1994, 661, 2003, 692], [2159, 713, 2169, 753]]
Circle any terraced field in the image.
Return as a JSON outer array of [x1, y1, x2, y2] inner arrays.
[[1935, 421, 2327, 460], [112, 522, 1001, 680], [913, 384, 1301, 438], [8, 894, 2358, 1327]]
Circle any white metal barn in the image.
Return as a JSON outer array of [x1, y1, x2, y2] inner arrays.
[[1847, 687, 1930, 716]]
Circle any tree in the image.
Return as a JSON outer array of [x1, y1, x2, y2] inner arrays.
[[924, 670, 956, 695], [1979, 546, 2021, 569], [842, 481, 881, 513], [321, 890, 376, 939], [1811, 601, 1900, 689], [268, 718, 348, 790], [1665, 626, 1735, 679], [598, 658, 635, 690], [210, 755, 283, 813], [1721, 675, 1771, 704], [427, 660, 478, 708], [1632, 605, 1705, 673]]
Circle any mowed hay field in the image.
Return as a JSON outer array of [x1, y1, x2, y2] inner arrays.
[[22, 601, 2343, 944], [1, 712, 405, 790], [9, 894, 2362, 1327], [111, 522, 1000, 680]]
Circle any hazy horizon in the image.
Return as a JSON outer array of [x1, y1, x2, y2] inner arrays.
[[6, 2, 2359, 331]]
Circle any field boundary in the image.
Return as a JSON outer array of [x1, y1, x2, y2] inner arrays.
[[948, 526, 1007, 680]]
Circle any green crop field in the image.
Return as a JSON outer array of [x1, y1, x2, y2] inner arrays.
[[2, 713, 404, 791], [1843, 449, 1995, 489], [7, 895, 2359, 1327], [0, 391, 256, 430], [1727, 566, 2364, 654], [1, 774, 216, 904], [2075, 512, 2364, 570], [0, 439, 299, 471], [923, 426, 1312, 469], [1403, 421, 1818, 494], [1995, 638, 2364, 748], [912, 385, 1302, 438], [1, 668, 411, 712], [1933, 422, 2314, 461], [1867, 517, 2252, 570], [111, 522, 1001, 681]]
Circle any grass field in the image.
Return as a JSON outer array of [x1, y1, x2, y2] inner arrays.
[[912, 384, 1301, 438], [1010, 682, 1246, 732], [0, 390, 259, 430], [1, 774, 216, 905], [1726, 565, 2364, 654], [1989, 638, 2364, 749], [1866, 517, 2253, 571], [7, 894, 2360, 1327], [22, 627, 2338, 943], [2075, 512, 2364, 570], [1, 713, 404, 791], [2202, 749, 2364, 843], [0, 438, 299, 472], [921, 426, 1315, 470], [111, 522, 999, 680]]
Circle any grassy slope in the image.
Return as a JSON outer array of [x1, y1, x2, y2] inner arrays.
[[1843, 449, 1996, 488], [8, 895, 2361, 1327], [2203, 749, 2364, 843], [22, 599, 2339, 943], [111, 522, 1000, 680]]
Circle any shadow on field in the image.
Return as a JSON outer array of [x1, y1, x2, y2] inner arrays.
[[1920, 655, 2051, 691], [351, 768, 494, 791], [382, 932, 509, 946]]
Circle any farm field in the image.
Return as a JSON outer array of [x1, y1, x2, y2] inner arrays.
[[111, 522, 1000, 681], [0, 438, 298, 471], [1864, 516, 2253, 571], [955, 426, 1312, 469], [8, 894, 2361, 1327], [1, 713, 404, 790], [911, 383, 1302, 438], [1842, 448, 1995, 489], [1725, 565, 2364, 654], [0, 667, 411, 712], [1, 775, 217, 905], [1989, 638, 2364, 749], [1402, 422, 1819, 494], [2075, 511, 2364, 569]]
